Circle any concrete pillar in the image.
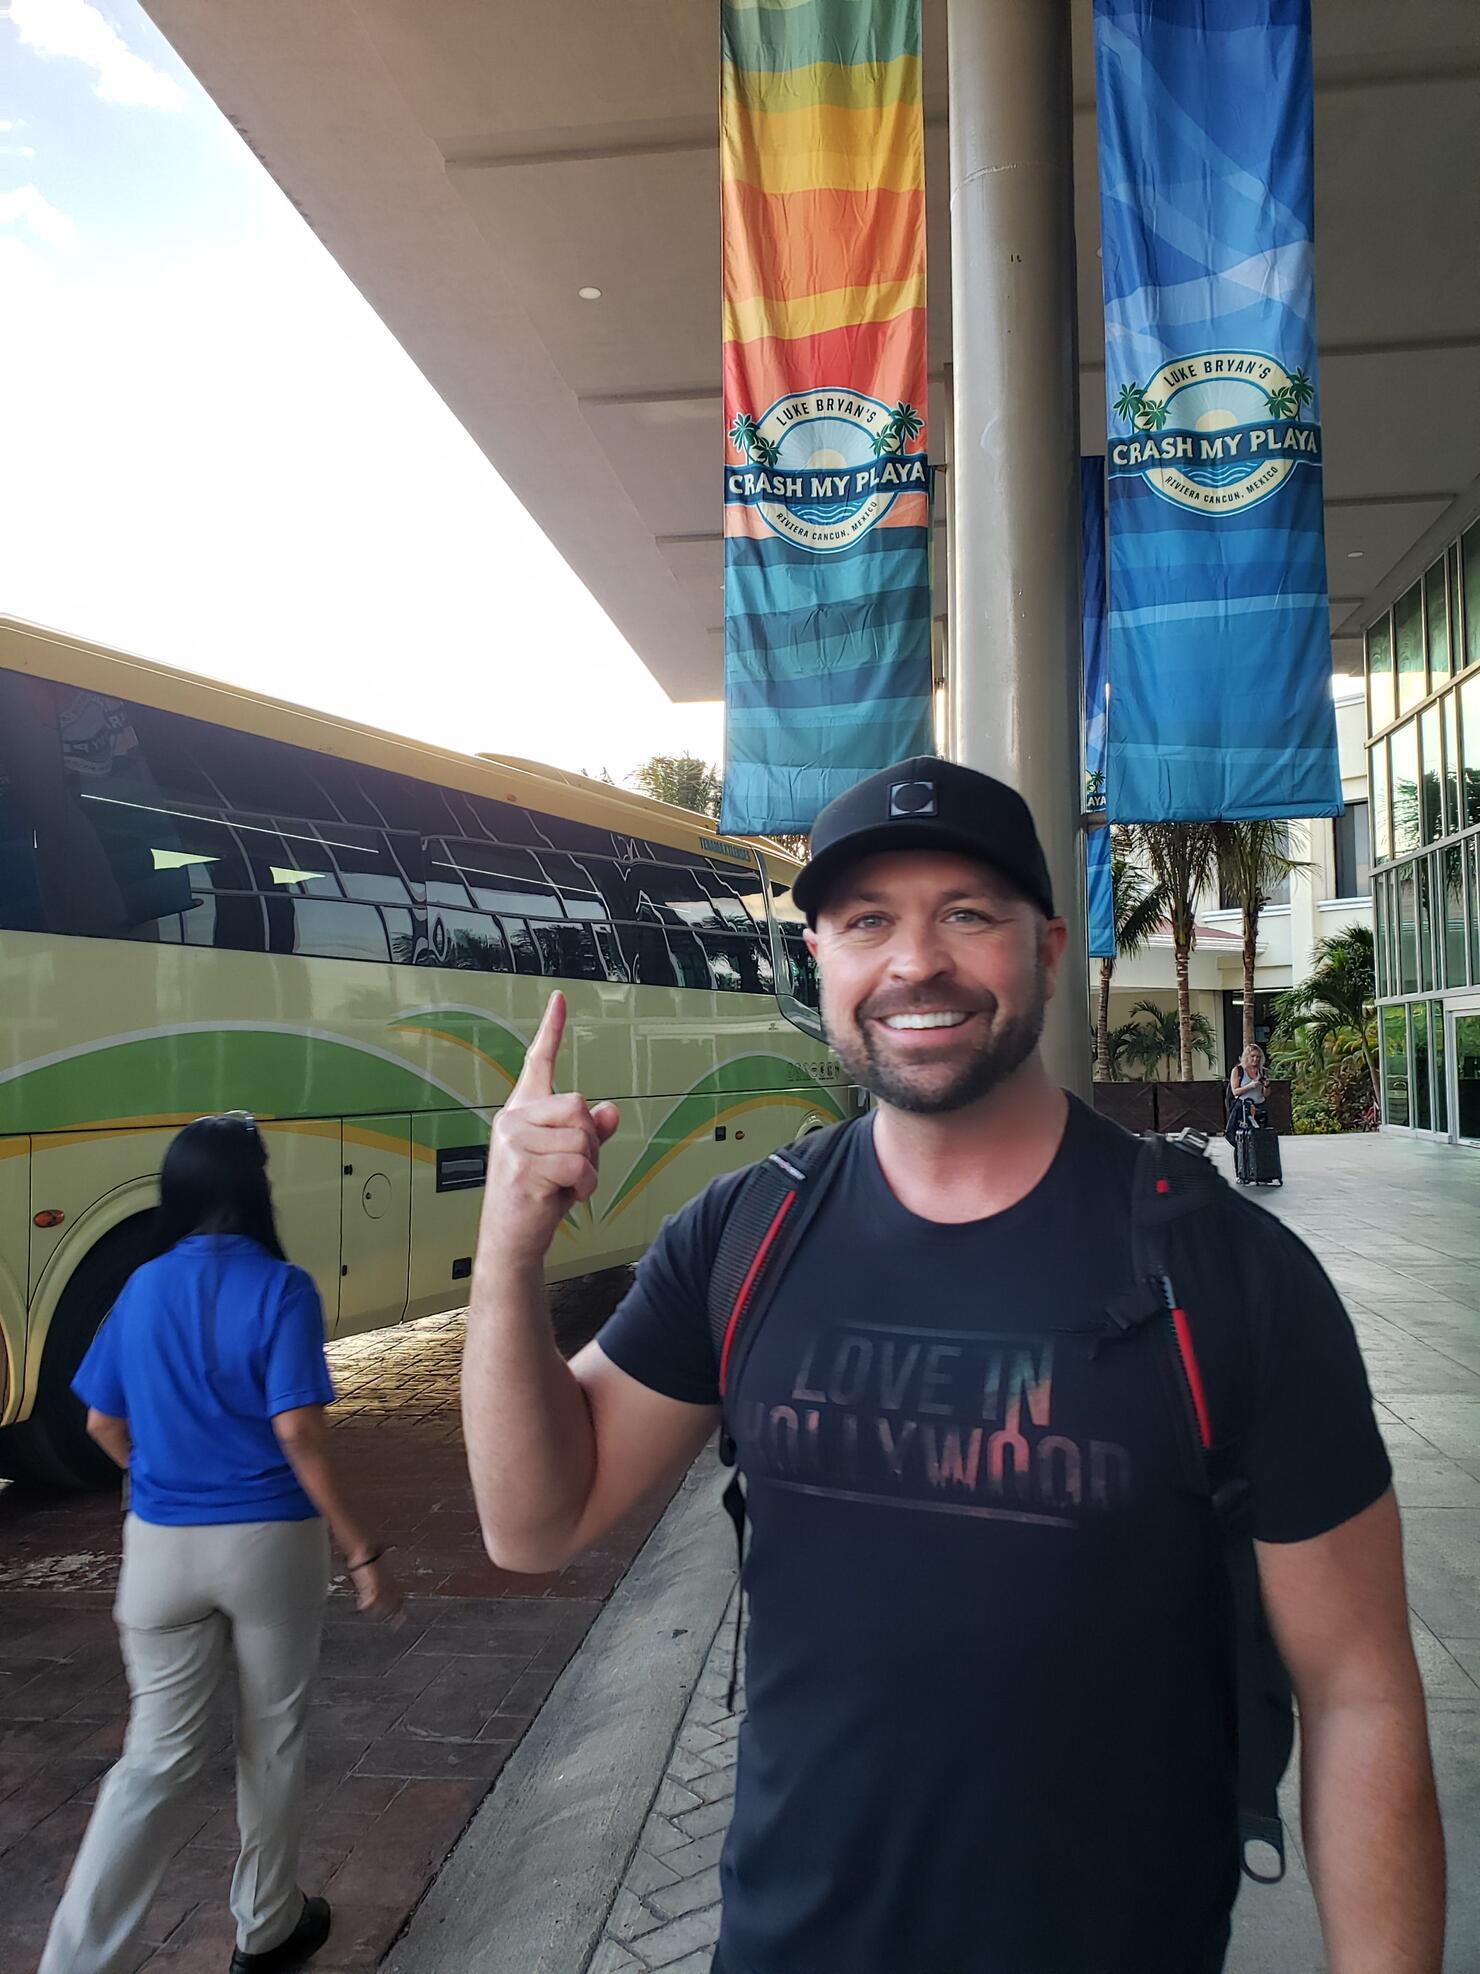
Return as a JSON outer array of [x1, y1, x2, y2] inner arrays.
[[946, 0, 1088, 1097]]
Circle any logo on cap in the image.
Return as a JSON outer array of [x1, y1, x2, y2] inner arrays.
[[889, 779, 937, 819]]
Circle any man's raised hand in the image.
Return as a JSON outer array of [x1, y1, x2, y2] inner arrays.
[[479, 991, 621, 1272]]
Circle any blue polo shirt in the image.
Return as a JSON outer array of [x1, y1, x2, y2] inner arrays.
[[73, 1235, 336, 1527]]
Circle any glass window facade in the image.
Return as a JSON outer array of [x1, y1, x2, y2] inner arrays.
[[1368, 513, 1480, 1137], [1395, 582, 1425, 712], [1390, 721, 1420, 853], [1382, 1005, 1410, 1127], [1420, 705, 1443, 843], [1371, 739, 1391, 862], [1425, 560, 1450, 684], [1464, 523, 1480, 670], [1333, 800, 1370, 899], [1463, 673, 1480, 826], [1367, 616, 1395, 732]]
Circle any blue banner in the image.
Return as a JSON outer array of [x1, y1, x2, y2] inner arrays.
[[1087, 824, 1116, 960], [1081, 456, 1108, 817], [1081, 455, 1115, 958], [1093, 0, 1341, 823]]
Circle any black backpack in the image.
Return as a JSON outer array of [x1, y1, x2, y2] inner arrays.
[[705, 1118, 1295, 1884]]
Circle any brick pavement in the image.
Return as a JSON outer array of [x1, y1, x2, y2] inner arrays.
[[593, 1132, 1480, 1974], [588, 1602, 742, 1974], [0, 1277, 666, 1974]]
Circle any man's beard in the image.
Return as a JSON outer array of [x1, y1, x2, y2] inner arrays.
[[825, 969, 1048, 1115]]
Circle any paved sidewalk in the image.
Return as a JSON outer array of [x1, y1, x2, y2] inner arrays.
[[591, 1130, 1480, 1974], [588, 1603, 742, 1974], [0, 1278, 663, 1974]]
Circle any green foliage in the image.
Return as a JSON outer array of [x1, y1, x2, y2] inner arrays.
[[1286, 1051, 1378, 1135], [1121, 999, 1217, 1078], [1272, 924, 1378, 1103], [629, 753, 724, 821]]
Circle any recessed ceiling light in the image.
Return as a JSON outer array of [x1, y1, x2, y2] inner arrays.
[[1346, 549, 1364, 558], [577, 286, 602, 301]]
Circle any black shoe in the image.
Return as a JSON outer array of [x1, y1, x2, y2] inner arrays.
[[229, 1896, 332, 1972]]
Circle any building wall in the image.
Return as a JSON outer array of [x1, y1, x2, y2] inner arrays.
[[1364, 512, 1480, 1142]]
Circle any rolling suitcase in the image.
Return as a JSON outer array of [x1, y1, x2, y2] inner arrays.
[[1235, 1114, 1282, 1186]]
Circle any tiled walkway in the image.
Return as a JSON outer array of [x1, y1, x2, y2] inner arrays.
[[0, 1280, 663, 1974], [595, 1130, 1480, 1974]]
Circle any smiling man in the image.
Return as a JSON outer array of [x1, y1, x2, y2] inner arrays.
[[462, 758, 1444, 1974]]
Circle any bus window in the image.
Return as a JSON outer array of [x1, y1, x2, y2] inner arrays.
[[287, 900, 394, 964], [428, 908, 513, 973], [593, 925, 632, 982], [701, 930, 770, 994], [667, 927, 713, 990], [326, 826, 420, 906], [770, 880, 821, 1016], [446, 841, 562, 918], [781, 927, 820, 1010], [632, 864, 725, 929], [424, 840, 474, 908], [537, 850, 609, 920], [531, 921, 605, 980], [498, 915, 543, 975]]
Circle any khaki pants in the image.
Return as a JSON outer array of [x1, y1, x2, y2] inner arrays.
[[41, 1514, 329, 1974]]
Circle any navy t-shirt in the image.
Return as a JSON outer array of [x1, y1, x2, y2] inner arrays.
[[73, 1234, 335, 1526], [597, 1098, 1391, 1974]]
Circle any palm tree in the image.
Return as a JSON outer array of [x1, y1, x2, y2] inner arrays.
[[1114, 381, 1146, 425], [1135, 821, 1219, 1081], [888, 401, 923, 449], [1264, 385, 1297, 419], [728, 411, 759, 460], [1124, 999, 1217, 1079], [1287, 368, 1313, 417], [1094, 835, 1167, 1082], [1271, 925, 1378, 1104], [1212, 820, 1309, 1054], [754, 435, 780, 468], [1136, 397, 1169, 431]]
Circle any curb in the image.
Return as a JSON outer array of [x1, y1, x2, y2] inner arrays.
[[384, 1458, 735, 1973]]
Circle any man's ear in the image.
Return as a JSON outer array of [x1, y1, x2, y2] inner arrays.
[[1037, 916, 1069, 1000], [803, 925, 819, 958]]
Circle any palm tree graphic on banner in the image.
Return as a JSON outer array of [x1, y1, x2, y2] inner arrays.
[[1113, 380, 1168, 431], [728, 412, 779, 467]]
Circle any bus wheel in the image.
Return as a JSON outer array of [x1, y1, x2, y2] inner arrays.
[[0, 1219, 152, 1491]]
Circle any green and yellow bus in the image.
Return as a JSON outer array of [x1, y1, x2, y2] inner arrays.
[[0, 618, 851, 1487]]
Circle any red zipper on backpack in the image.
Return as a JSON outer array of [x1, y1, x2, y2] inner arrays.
[[1167, 1293, 1213, 1452], [718, 1189, 797, 1395]]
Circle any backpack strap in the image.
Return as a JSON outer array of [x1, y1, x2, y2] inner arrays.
[[708, 1118, 860, 1421], [706, 1117, 860, 1705], [1126, 1129, 1295, 1885]]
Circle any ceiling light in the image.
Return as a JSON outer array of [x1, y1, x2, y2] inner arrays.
[[577, 285, 602, 301], [1346, 549, 1364, 558]]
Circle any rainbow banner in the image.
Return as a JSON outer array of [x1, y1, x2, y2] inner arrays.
[[719, 0, 933, 839]]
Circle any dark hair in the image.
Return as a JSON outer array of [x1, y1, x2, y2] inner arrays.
[[149, 1115, 288, 1261]]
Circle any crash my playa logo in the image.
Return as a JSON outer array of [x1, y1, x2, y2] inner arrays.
[[1108, 351, 1320, 516], [726, 390, 928, 554]]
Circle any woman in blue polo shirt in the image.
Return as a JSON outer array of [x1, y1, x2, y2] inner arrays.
[[40, 1114, 401, 1974]]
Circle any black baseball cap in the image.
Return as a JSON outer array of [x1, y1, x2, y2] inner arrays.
[[791, 757, 1056, 924]]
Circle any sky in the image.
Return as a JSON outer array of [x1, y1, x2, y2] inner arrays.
[[0, 0, 725, 785]]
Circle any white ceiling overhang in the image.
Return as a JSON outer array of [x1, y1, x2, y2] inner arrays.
[[142, 0, 1480, 701]]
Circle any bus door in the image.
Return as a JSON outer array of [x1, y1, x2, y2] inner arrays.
[[339, 1115, 411, 1336], [257, 1123, 343, 1332]]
